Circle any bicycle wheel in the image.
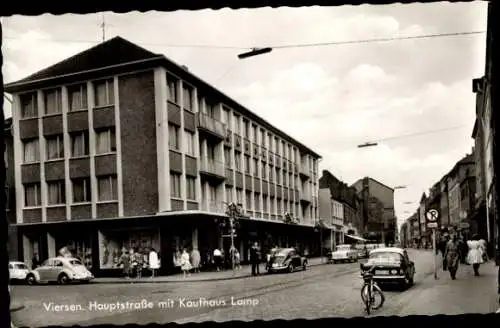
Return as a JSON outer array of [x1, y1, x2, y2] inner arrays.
[[360, 284, 371, 314], [370, 284, 385, 310]]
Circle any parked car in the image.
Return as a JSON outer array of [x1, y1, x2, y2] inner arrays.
[[328, 244, 358, 263], [355, 244, 369, 259], [26, 257, 94, 285], [9, 261, 30, 284], [267, 248, 307, 273], [360, 247, 415, 289]]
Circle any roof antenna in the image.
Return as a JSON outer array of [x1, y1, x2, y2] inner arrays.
[[100, 13, 106, 42]]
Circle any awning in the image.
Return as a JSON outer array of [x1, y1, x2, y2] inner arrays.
[[345, 234, 367, 242]]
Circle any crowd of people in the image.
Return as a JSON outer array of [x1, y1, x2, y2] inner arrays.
[[438, 233, 488, 280]]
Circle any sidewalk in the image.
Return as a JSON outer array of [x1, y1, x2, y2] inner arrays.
[[395, 261, 499, 315], [92, 257, 327, 284]]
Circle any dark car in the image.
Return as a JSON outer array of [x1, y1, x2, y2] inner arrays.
[[360, 247, 415, 289], [267, 248, 307, 273]]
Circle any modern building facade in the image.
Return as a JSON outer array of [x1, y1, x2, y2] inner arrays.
[[5, 36, 321, 275], [352, 177, 396, 244], [5, 118, 18, 259]]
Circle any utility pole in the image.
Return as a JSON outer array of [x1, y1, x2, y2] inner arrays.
[[100, 13, 106, 42]]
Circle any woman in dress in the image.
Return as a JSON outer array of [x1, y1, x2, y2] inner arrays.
[[444, 234, 460, 280], [119, 248, 131, 279], [148, 248, 160, 278], [190, 248, 201, 273], [467, 235, 484, 276], [180, 249, 192, 278]]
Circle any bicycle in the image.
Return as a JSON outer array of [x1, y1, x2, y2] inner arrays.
[[360, 263, 385, 315]]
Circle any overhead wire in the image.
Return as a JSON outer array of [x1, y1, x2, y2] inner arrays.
[[375, 124, 469, 143], [2, 30, 486, 50]]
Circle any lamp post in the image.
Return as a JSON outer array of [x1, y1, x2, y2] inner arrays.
[[225, 202, 243, 275]]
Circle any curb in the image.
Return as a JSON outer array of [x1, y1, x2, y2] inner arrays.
[[91, 261, 327, 284], [10, 304, 25, 312]]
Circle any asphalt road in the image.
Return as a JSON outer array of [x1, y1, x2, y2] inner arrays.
[[11, 249, 442, 327]]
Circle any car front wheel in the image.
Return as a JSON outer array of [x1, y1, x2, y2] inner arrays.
[[58, 273, 69, 285], [288, 264, 294, 273], [303, 262, 307, 270], [26, 274, 36, 285]]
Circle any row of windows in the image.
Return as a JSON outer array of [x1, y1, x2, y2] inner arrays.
[[22, 128, 115, 163], [23, 175, 117, 207], [20, 80, 114, 119], [166, 73, 318, 172], [170, 173, 197, 200]]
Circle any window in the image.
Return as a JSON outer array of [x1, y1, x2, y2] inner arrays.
[[167, 75, 178, 103], [182, 84, 194, 110], [68, 84, 88, 111], [224, 148, 231, 167], [23, 138, 39, 163], [24, 183, 41, 207], [45, 135, 64, 160], [233, 115, 240, 134], [262, 163, 267, 179], [236, 188, 243, 204], [207, 145, 216, 160], [246, 192, 252, 209], [168, 124, 180, 150], [260, 130, 265, 145], [275, 168, 280, 184], [234, 151, 241, 171], [253, 158, 259, 175], [282, 172, 287, 186], [186, 177, 196, 200], [170, 173, 181, 198], [47, 180, 65, 205], [20, 93, 38, 118], [44, 88, 62, 115], [72, 178, 91, 203], [254, 194, 260, 212], [244, 155, 251, 173], [70, 131, 89, 157], [97, 175, 117, 201], [95, 128, 116, 154], [225, 188, 232, 203], [221, 108, 229, 124], [252, 125, 257, 142], [197, 96, 204, 113], [94, 79, 114, 107], [243, 120, 249, 138], [270, 197, 276, 213], [184, 130, 195, 156], [208, 185, 217, 203], [263, 195, 268, 212], [206, 101, 216, 118]]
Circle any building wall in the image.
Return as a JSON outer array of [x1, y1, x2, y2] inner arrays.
[[5, 123, 18, 259], [318, 188, 332, 220], [448, 182, 461, 226], [439, 179, 450, 227]]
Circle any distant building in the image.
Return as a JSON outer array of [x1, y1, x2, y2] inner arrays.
[[318, 170, 363, 250], [352, 177, 396, 244], [418, 193, 428, 246]]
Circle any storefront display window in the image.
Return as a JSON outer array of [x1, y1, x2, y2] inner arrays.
[[55, 236, 92, 269], [98, 229, 160, 269]]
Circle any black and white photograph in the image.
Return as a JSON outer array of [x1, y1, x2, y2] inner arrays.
[[2, 1, 500, 327]]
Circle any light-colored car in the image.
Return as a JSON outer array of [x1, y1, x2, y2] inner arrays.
[[26, 257, 94, 285], [329, 244, 358, 263], [9, 261, 30, 283]]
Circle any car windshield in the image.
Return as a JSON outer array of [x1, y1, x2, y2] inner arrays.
[[69, 259, 83, 266], [369, 252, 401, 262], [275, 250, 289, 257], [336, 245, 351, 251], [13, 263, 27, 269]]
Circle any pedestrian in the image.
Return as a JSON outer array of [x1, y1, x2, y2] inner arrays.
[[119, 248, 131, 279], [234, 249, 241, 270], [213, 248, 222, 271], [190, 248, 201, 273], [180, 249, 192, 278], [148, 248, 160, 278], [229, 245, 237, 269], [467, 235, 484, 276], [250, 242, 260, 276], [173, 249, 181, 273], [479, 238, 488, 262], [443, 234, 460, 280], [31, 252, 40, 270], [134, 248, 144, 279]]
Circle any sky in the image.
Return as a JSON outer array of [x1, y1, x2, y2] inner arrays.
[[2, 2, 488, 231]]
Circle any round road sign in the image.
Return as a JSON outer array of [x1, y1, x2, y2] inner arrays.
[[426, 209, 439, 222]]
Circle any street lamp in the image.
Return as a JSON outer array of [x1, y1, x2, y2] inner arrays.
[[237, 47, 273, 59], [222, 202, 244, 275]]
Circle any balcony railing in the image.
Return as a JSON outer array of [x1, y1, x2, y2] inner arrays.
[[197, 113, 226, 139], [199, 158, 226, 178]]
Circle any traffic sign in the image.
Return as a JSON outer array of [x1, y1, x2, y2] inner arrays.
[[427, 222, 438, 229], [426, 209, 439, 222]]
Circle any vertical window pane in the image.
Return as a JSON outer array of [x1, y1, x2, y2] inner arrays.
[[23, 139, 40, 163], [96, 128, 116, 154], [47, 181, 65, 205], [24, 183, 40, 207], [168, 125, 179, 150], [46, 135, 64, 160], [98, 176, 117, 201]]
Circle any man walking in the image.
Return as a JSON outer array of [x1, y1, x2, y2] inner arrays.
[[250, 242, 260, 276]]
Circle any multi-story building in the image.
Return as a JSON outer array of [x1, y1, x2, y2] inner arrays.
[[318, 170, 360, 251], [343, 186, 363, 237], [399, 221, 409, 248], [5, 118, 18, 259], [418, 193, 428, 246], [408, 212, 419, 246], [352, 177, 396, 244], [439, 175, 450, 227], [4, 36, 321, 276]]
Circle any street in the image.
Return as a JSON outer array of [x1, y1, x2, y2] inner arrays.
[[10, 249, 499, 327]]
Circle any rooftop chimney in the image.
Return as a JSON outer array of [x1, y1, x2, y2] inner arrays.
[[181, 65, 189, 71]]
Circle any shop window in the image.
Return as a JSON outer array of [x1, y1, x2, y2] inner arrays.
[[57, 238, 92, 268]]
